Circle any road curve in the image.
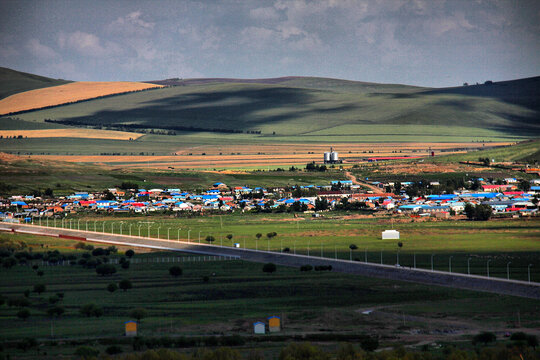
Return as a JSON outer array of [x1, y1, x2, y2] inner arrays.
[[2, 222, 539, 300]]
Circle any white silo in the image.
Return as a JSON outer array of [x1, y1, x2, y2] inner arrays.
[[324, 152, 331, 163], [330, 151, 339, 162]]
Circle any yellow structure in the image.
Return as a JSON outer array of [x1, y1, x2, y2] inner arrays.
[[125, 321, 137, 336], [268, 316, 280, 332]]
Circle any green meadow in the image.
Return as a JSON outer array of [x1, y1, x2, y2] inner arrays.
[[37, 214, 540, 282]]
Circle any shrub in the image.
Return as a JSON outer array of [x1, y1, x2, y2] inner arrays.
[[472, 331, 496, 345], [48, 295, 60, 304], [169, 266, 183, 277], [130, 307, 147, 322], [106, 345, 123, 355], [119, 279, 132, 291], [17, 308, 30, 320], [80, 303, 103, 317], [74, 346, 99, 358], [262, 263, 277, 274], [121, 260, 130, 269], [107, 283, 118, 293], [2, 257, 17, 269], [47, 306, 65, 317], [37, 270, 44, 276], [96, 264, 117, 276], [360, 336, 379, 352], [33, 284, 46, 294], [125, 249, 135, 258], [300, 265, 313, 272]]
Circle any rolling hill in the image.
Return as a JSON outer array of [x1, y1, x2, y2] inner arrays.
[[0, 67, 71, 100], [1, 69, 539, 146]]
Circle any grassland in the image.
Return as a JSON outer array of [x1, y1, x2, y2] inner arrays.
[[0, 81, 163, 115], [0, 230, 538, 357], [38, 213, 540, 282], [5, 77, 539, 142], [0, 67, 70, 100]]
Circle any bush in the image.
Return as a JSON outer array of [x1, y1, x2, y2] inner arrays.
[[119, 279, 132, 291], [360, 336, 379, 352], [107, 283, 118, 293], [262, 263, 277, 274], [121, 261, 130, 269], [300, 264, 313, 272], [80, 303, 103, 317], [92, 248, 105, 256], [47, 306, 65, 317], [74, 346, 99, 358], [169, 266, 183, 277], [33, 284, 46, 294], [2, 257, 17, 269], [48, 295, 60, 304], [8, 297, 30, 307], [125, 249, 135, 258], [106, 345, 123, 355], [37, 270, 44, 276], [130, 307, 147, 322], [96, 264, 117, 276], [17, 308, 30, 320], [473, 331, 496, 345]]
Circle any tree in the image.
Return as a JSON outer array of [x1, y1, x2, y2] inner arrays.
[[226, 234, 233, 241], [121, 261, 130, 269], [80, 303, 103, 317], [47, 306, 64, 317], [262, 263, 277, 274], [17, 308, 30, 321], [472, 331, 496, 345], [130, 307, 147, 322], [475, 204, 493, 221], [33, 284, 46, 295], [75, 346, 99, 358], [169, 266, 183, 277], [255, 233, 262, 241], [107, 283, 118, 293], [119, 279, 132, 291], [519, 179, 531, 192], [349, 244, 358, 251], [125, 249, 135, 258], [205, 235, 215, 244], [360, 336, 379, 352], [2, 257, 17, 269], [96, 264, 117, 276]]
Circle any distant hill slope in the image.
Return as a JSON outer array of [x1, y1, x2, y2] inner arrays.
[[0, 67, 71, 100], [5, 74, 540, 142], [147, 76, 425, 93], [0, 81, 163, 116]]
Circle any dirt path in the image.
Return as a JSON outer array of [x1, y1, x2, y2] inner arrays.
[[345, 171, 384, 194]]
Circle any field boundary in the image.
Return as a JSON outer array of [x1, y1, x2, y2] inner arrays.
[[2, 222, 539, 299]]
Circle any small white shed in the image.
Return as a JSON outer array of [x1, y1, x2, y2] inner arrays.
[[253, 322, 265, 334], [382, 230, 400, 239]]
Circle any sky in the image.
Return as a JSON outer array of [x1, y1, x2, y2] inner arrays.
[[0, 0, 539, 87]]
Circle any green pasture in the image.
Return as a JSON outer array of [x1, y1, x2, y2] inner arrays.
[[36, 214, 540, 282], [0, 231, 538, 344], [0, 67, 70, 100], [4, 76, 539, 143]]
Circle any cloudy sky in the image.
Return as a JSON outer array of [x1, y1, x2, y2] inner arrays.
[[0, 0, 538, 87]]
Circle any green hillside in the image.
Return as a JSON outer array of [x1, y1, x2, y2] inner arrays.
[[0, 67, 71, 100], [1, 71, 539, 145]]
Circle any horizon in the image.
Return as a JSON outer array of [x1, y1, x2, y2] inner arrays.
[[1, 0, 539, 87]]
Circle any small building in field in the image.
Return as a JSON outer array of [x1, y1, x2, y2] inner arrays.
[[125, 321, 137, 336], [382, 230, 400, 240], [253, 321, 265, 334], [268, 316, 281, 332]]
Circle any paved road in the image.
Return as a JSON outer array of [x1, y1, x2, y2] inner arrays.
[[2, 222, 539, 299]]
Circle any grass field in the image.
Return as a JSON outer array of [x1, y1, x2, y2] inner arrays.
[[0, 67, 70, 100], [0, 230, 538, 357], [0, 81, 163, 115], [4, 77, 539, 142], [36, 214, 540, 282]]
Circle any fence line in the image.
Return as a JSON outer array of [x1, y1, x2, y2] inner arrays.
[[18, 255, 237, 267]]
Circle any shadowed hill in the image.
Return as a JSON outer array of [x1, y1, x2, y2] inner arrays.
[[4, 72, 540, 141], [0, 67, 71, 100]]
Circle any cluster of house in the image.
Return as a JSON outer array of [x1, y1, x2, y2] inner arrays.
[[1, 178, 539, 221]]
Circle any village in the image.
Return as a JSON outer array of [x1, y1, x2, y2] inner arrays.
[[2, 176, 539, 222]]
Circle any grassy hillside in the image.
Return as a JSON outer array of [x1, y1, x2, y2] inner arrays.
[[0, 67, 70, 100], [431, 139, 540, 164]]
